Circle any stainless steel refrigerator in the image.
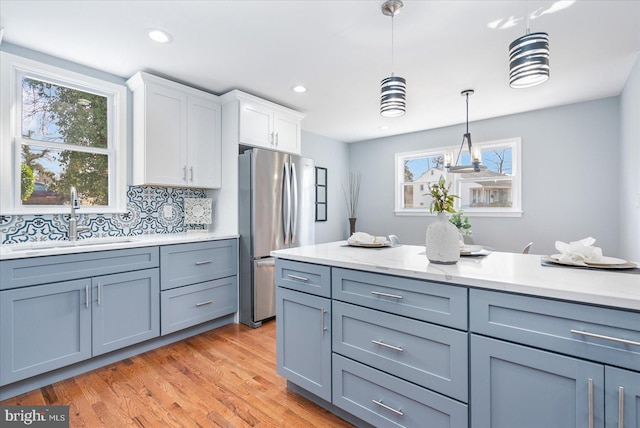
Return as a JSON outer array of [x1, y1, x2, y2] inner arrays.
[[238, 148, 315, 327]]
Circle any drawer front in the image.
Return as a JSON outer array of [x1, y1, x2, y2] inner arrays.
[[470, 289, 640, 371], [333, 301, 468, 402], [332, 268, 467, 329], [275, 259, 331, 298], [0, 247, 159, 290], [333, 354, 468, 428], [161, 276, 237, 335], [160, 239, 237, 290]]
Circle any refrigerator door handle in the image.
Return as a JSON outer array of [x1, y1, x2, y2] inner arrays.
[[282, 161, 291, 245], [290, 162, 298, 245]]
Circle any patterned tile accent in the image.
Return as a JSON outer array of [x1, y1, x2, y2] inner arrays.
[[0, 186, 209, 244]]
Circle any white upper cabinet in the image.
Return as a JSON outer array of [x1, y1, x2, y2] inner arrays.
[[127, 72, 221, 189], [221, 90, 304, 155]]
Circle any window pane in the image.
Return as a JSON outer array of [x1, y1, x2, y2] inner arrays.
[[20, 145, 109, 206], [482, 148, 512, 174], [404, 155, 444, 182], [459, 178, 513, 208], [21, 77, 108, 148]]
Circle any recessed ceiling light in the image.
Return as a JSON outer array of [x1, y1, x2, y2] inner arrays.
[[379, 125, 390, 130], [292, 85, 307, 93], [147, 29, 172, 44]]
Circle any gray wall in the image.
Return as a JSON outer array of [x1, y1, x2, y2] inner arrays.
[[619, 55, 640, 262], [301, 131, 351, 243], [348, 97, 624, 258]]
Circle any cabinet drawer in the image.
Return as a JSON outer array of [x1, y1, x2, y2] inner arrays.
[[275, 260, 331, 298], [332, 268, 467, 329], [0, 247, 159, 290], [333, 354, 468, 428], [470, 289, 640, 371], [160, 239, 237, 290], [333, 301, 468, 402], [161, 276, 237, 335]]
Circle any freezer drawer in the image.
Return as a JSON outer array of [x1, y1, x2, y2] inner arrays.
[[254, 258, 276, 322]]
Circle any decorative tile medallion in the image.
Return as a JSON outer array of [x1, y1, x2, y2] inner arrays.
[[0, 186, 209, 244]]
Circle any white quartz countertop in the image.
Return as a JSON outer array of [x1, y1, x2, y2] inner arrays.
[[0, 232, 238, 260], [271, 241, 640, 311]]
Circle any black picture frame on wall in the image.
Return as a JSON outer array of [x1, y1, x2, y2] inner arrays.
[[315, 166, 327, 222]]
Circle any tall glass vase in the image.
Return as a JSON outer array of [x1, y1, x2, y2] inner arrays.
[[349, 217, 357, 237], [425, 212, 460, 264]]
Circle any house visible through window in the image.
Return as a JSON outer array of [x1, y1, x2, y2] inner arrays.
[[0, 52, 127, 214], [395, 138, 522, 217]]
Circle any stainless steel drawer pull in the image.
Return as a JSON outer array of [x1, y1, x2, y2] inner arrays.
[[196, 300, 213, 307], [85, 285, 89, 308], [618, 386, 624, 428], [257, 260, 275, 267], [287, 274, 309, 282], [372, 399, 404, 416], [97, 283, 101, 306], [588, 378, 594, 428], [195, 260, 213, 265], [570, 329, 640, 347], [371, 340, 403, 352], [371, 290, 403, 299]]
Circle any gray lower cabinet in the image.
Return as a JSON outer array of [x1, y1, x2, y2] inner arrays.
[[159, 239, 238, 335], [470, 288, 640, 428], [0, 279, 92, 385], [471, 334, 604, 428], [0, 268, 159, 385], [606, 367, 640, 428], [92, 269, 160, 356], [276, 286, 331, 402]]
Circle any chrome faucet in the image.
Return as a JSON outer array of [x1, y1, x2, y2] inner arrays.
[[69, 186, 88, 241]]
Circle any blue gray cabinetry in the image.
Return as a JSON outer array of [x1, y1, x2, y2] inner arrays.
[[275, 260, 332, 402], [275, 260, 468, 428], [470, 288, 640, 428], [160, 240, 237, 335], [0, 247, 159, 386], [275, 257, 640, 428]]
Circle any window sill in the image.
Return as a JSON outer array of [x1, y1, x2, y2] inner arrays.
[[394, 210, 524, 218]]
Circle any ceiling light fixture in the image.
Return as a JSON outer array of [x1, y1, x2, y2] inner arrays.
[[147, 29, 172, 44], [508, 1, 550, 88], [380, 0, 406, 117], [445, 90, 487, 174], [292, 85, 307, 93]]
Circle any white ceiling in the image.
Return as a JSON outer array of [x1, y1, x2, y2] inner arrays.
[[1, 0, 639, 143]]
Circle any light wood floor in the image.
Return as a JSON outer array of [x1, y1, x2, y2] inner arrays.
[[1, 320, 354, 427]]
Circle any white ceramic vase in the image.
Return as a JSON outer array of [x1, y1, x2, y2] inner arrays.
[[425, 212, 460, 264]]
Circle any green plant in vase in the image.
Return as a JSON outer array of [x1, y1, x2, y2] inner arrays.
[[449, 211, 472, 236]]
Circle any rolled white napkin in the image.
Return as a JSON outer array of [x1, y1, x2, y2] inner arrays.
[[555, 237, 605, 266], [348, 232, 389, 245]]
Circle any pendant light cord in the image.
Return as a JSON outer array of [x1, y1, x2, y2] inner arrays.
[[391, 12, 395, 76], [524, 0, 530, 35]]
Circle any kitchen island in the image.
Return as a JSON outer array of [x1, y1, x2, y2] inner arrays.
[[272, 241, 640, 428]]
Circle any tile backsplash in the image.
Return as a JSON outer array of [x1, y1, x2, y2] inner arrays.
[[0, 186, 209, 244]]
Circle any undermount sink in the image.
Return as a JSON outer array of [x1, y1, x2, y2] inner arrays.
[[6, 237, 138, 252]]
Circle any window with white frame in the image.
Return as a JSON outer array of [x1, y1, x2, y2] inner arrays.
[[395, 138, 522, 217], [0, 52, 127, 215]]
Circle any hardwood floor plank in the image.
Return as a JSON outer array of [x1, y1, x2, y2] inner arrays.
[[0, 320, 354, 427]]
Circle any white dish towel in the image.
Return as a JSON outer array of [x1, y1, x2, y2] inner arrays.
[[348, 232, 389, 245], [555, 237, 604, 266]]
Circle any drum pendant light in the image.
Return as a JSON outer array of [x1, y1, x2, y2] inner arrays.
[[509, 2, 550, 88], [380, 0, 406, 117]]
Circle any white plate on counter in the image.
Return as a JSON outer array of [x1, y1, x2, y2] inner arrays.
[[347, 241, 391, 248], [545, 254, 637, 269]]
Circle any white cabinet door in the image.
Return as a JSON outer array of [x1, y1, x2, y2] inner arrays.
[[239, 101, 274, 149], [139, 83, 188, 186], [274, 111, 301, 154], [128, 71, 222, 189], [188, 95, 221, 188]]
